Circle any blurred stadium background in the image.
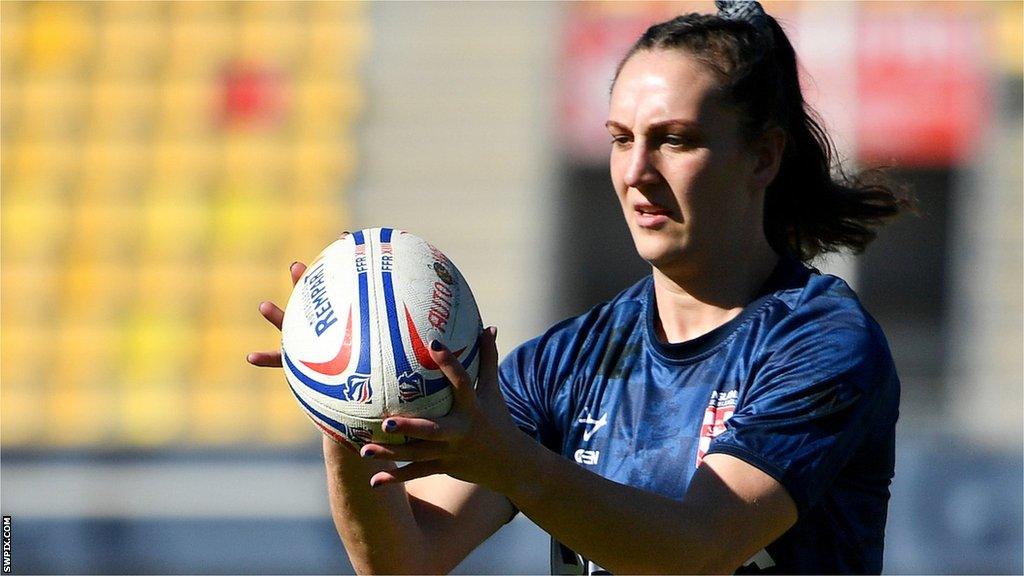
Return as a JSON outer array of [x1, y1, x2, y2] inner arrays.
[[1, 1, 1020, 573]]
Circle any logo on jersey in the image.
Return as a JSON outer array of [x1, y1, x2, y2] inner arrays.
[[696, 389, 737, 467], [576, 408, 608, 442], [574, 449, 600, 465]]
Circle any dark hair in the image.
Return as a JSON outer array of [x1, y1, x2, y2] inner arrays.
[[614, 13, 912, 262]]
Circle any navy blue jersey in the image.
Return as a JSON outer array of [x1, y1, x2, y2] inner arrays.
[[499, 258, 899, 575]]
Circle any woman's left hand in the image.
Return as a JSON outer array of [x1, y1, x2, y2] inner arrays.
[[359, 326, 530, 492]]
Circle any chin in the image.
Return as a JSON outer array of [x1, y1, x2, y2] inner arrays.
[[630, 232, 687, 268]]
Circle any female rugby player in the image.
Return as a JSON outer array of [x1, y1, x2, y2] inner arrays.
[[249, 1, 907, 573]]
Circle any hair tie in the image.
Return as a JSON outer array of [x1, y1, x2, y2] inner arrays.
[[714, 0, 770, 33]]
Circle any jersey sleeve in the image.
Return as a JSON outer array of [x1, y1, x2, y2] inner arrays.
[[705, 297, 900, 517], [498, 315, 588, 452]]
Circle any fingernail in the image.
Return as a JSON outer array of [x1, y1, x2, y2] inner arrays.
[[430, 339, 444, 351], [369, 478, 381, 488], [290, 261, 301, 270], [361, 448, 375, 459], [489, 326, 498, 338], [383, 420, 397, 432]]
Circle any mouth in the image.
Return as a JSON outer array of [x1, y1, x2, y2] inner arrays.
[[632, 201, 672, 229]]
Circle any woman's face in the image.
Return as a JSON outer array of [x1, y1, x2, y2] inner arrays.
[[608, 49, 768, 274]]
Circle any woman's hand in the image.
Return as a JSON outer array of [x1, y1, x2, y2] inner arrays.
[[246, 261, 307, 368], [359, 327, 532, 494]]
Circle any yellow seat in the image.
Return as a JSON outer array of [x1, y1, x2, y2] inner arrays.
[[93, 3, 166, 79], [17, 78, 87, 141], [66, 202, 141, 262], [153, 81, 218, 141], [61, 260, 135, 325], [52, 323, 121, 387], [117, 378, 188, 447], [259, 378, 315, 445], [201, 263, 281, 329], [139, 195, 212, 264], [0, 263, 60, 327], [149, 140, 219, 184], [78, 141, 148, 202], [291, 81, 363, 137], [23, 2, 96, 76], [46, 383, 116, 447], [122, 310, 197, 386], [133, 262, 204, 321], [188, 384, 258, 446], [283, 201, 348, 261], [209, 189, 288, 262], [86, 81, 158, 141], [6, 141, 79, 187], [305, 19, 369, 76], [0, 323, 54, 391], [0, 195, 71, 262], [1, 385, 45, 447], [0, 2, 26, 80]]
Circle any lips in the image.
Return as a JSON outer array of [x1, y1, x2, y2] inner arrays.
[[633, 201, 672, 228]]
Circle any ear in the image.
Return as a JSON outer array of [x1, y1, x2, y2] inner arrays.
[[750, 126, 786, 191]]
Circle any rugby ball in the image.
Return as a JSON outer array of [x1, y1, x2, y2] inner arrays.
[[281, 228, 482, 447]]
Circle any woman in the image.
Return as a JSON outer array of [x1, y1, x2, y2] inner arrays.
[[249, 2, 906, 573]]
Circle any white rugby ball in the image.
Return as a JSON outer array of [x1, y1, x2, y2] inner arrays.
[[281, 228, 482, 447]]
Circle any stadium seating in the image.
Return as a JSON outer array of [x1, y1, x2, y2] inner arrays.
[[1, 1, 367, 448]]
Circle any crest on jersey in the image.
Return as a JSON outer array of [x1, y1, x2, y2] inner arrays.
[[696, 389, 737, 467]]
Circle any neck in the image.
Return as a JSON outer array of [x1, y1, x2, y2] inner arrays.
[[652, 241, 779, 344]]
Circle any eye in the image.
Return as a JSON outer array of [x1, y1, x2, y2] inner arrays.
[[662, 134, 695, 149], [609, 134, 632, 148]]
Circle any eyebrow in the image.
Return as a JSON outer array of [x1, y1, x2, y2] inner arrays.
[[605, 119, 701, 133]]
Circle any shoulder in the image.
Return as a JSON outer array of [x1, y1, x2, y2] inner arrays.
[[759, 266, 896, 390], [500, 276, 650, 381]]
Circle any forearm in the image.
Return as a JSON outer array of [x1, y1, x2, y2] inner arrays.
[[496, 436, 735, 574], [322, 437, 431, 574]]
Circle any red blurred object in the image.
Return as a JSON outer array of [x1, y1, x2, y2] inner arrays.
[[221, 62, 288, 128], [558, 14, 653, 162], [855, 14, 990, 167]]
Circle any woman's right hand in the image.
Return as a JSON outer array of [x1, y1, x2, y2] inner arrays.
[[246, 261, 307, 368]]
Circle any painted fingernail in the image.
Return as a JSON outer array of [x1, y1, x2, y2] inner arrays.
[[361, 448, 375, 458], [430, 339, 444, 351], [290, 261, 300, 270], [383, 420, 397, 432]]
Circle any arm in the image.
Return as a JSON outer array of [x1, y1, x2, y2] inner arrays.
[[248, 263, 514, 575], [322, 437, 514, 574], [365, 336, 798, 574]]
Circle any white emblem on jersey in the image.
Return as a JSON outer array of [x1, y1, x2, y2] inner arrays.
[[577, 409, 608, 441], [574, 449, 600, 465]]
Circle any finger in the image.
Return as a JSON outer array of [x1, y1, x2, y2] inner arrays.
[[246, 351, 283, 368], [428, 339, 475, 408], [360, 440, 448, 462], [289, 261, 307, 286], [369, 461, 445, 488], [260, 301, 285, 330], [380, 415, 463, 442], [476, 326, 499, 392]]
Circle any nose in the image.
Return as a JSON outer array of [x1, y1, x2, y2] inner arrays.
[[623, 143, 660, 189]]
